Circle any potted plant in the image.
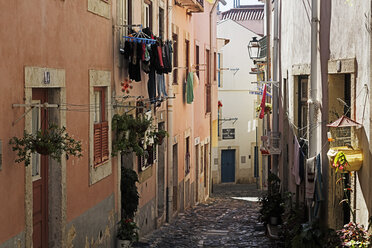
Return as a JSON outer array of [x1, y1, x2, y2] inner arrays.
[[112, 113, 152, 157], [337, 222, 370, 248], [259, 173, 284, 226], [256, 103, 272, 115], [117, 218, 139, 248], [9, 125, 82, 166], [152, 129, 168, 146], [117, 168, 140, 247]]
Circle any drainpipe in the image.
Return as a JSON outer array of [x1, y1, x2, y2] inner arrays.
[[209, 0, 219, 197], [309, 0, 318, 223], [309, 0, 318, 160], [272, 0, 279, 175], [166, 0, 174, 222]]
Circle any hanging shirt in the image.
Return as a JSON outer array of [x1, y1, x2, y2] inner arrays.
[[292, 137, 301, 185], [186, 72, 194, 104]]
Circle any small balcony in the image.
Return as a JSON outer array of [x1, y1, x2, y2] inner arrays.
[[175, 0, 204, 13]]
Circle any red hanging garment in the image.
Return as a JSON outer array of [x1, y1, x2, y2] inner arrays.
[[259, 84, 267, 119]]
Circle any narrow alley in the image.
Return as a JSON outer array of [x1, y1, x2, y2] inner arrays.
[[136, 184, 278, 248]]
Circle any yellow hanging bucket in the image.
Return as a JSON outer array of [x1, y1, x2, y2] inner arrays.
[[327, 146, 363, 172]]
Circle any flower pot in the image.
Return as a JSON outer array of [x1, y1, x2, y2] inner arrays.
[[270, 216, 279, 226], [117, 239, 131, 248], [156, 135, 164, 145], [35, 144, 51, 155], [327, 147, 363, 172]]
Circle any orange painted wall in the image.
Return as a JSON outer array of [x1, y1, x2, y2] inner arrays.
[[171, 1, 217, 194], [0, 0, 117, 242]]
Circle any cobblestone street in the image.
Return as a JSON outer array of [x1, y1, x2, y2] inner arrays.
[[136, 184, 279, 248]]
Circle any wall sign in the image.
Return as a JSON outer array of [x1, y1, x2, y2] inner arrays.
[[222, 128, 235, 139]]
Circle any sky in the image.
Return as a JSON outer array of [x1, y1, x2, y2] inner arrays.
[[218, 0, 263, 12]]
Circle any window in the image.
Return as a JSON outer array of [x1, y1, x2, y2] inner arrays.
[[127, 0, 132, 26], [138, 145, 156, 171], [0, 139, 2, 170], [214, 52, 217, 81], [195, 45, 200, 78], [32, 101, 41, 179], [200, 145, 204, 173], [93, 87, 109, 166], [173, 33, 178, 84], [206, 49, 210, 84], [159, 7, 164, 38], [185, 40, 190, 76], [241, 156, 246, 164], [217, 53, 221, 87], [185, 137, 190, 175], [144, 0, 152, 29], [204, 144, 208, 187], [295, 76, 308, 142], [205, 49, 211, 113]]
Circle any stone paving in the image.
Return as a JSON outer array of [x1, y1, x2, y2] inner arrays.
[[135, 184, 279, 248]]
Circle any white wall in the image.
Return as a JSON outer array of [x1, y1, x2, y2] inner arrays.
[[279, 0, 371, 228], [329, 0, 371, 227], [216, 19, 259, 183]]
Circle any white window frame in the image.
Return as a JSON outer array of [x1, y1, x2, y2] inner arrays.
[[31, 100, 41, 181]]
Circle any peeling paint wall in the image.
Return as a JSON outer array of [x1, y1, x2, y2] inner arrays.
[[66, 194, 116, 248], [0, 232, 24, 248]]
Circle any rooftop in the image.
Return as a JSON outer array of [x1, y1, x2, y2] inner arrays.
[[221, 5, 264, 21]]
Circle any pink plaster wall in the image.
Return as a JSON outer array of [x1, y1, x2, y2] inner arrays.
[[0, 0, 117, 242]]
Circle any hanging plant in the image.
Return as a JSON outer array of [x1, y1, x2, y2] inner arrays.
[[112, 113, 168, 156], [150, 129, 169, 146], [9, 125, 82, 166], [112, 113, 151, 157], [332, 151, 349, 172], [256, 103, 272, 114]]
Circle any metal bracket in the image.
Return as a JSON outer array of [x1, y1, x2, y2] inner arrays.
[[12, 102, 59, 126]]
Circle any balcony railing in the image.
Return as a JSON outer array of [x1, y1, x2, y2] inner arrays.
[[176, 0, 204, 13]]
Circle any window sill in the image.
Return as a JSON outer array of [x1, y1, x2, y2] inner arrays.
[[94, 159, 109, 169], [90, 158, 112, 185]]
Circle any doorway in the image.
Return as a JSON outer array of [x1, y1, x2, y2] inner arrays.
[[172, 144, 178, 212], [157, 123, 165, 217], [221, 149, 235, 183], [195, 144, 199, 203], [32, 89, 49, 248]]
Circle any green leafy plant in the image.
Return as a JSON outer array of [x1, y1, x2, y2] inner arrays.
[[259, 173, 284, 224], [256, 103, 272, 114], [112, 113, 151, 157], [291, 221, 341, 248], [117, 218, 139, 242], [121, 168, 139, 219], [151, 129, 168, 146], [112, 113, 168, 156], [9, 125, 82, 166], [118, 168, 140, 242], [333, 151, 349, 172]]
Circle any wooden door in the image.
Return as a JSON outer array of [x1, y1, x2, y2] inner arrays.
[[195, 145, 199, 203], [221, 149, 235, 183], [32, 89, 49, 248]]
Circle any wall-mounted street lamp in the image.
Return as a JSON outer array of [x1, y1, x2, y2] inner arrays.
[[247, 37, 261, 60]]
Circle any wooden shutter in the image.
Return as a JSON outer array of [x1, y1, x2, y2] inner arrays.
[[94, 123, 102, 165], [101, 121, 109, 161]]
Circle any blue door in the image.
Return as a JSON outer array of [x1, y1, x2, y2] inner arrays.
[[221, 150, 235, 183]]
